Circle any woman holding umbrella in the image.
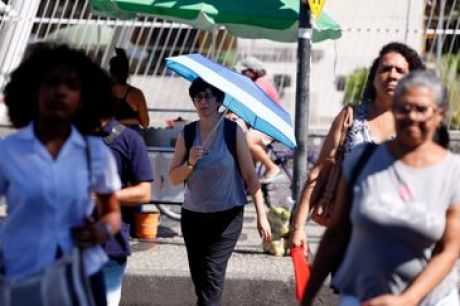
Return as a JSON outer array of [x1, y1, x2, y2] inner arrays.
[[169, 77, 271, 306]]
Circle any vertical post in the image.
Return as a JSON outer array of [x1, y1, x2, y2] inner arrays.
[[291, 1, 311, 207], [0, 0, 41, 89], [404, 0, 412, 43], [436, 0, 446, 66]]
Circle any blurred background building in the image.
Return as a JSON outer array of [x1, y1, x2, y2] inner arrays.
[[0, 0, 458, 130]]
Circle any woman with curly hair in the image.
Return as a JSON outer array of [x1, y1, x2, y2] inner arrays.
[[1, 45, 121, 305], [289, 42, 425, 252]]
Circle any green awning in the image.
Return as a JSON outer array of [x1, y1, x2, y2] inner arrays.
[[90, 0, 341, 43]]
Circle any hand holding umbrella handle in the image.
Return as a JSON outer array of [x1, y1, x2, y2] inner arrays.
[[189, 145, 205, 166]]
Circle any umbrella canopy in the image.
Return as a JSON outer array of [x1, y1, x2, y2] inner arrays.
[[45, 24, 115, 48], [165, 53, 296, 149], [91, 0, 341, 43]]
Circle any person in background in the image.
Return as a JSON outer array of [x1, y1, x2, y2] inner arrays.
[[1, 45, 121, 306], [238, 56, 282, 183], [169, 78, 271, 306], [109, 48, 150, 132], [303, 70, 460, 306], [98, 115, 154, 306], [290, 42, 425, 253]]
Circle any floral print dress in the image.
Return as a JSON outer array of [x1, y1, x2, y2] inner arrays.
[[343, 104, 373, 157]]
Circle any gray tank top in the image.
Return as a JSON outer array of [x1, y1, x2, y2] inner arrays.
[[182, 122, 247, 213]]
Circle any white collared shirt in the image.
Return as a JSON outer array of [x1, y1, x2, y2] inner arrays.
[[0, 123, 121, 280]]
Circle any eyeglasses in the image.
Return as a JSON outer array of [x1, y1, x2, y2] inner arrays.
[[392, 103, 438, 121], [192, 93, 215, 103]]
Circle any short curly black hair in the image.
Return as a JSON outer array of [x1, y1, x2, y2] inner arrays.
[[4, 44, 112, 134], [361, 42, 425, 103], [188, 77, 225, 103]]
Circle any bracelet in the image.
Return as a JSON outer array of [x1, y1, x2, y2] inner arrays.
[[186, 160, 194, 171]]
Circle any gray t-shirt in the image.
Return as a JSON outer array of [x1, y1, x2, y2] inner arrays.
[[182, 122, 247, 213], [332, 143, 460, 305]]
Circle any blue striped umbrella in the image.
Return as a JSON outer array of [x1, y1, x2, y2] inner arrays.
[[165, 53, 296, 149]]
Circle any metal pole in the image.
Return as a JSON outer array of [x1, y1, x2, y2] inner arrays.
[[0, 0, 41, 89], [404, 0, 412, 43], [291, 0, 311, 207], [436, 0, 446, 65]]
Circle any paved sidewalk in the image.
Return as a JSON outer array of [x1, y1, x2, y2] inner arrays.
[[120, 177, 338, 306]]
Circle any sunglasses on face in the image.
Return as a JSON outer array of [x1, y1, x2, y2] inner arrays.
[[392, 103, 439, 121]]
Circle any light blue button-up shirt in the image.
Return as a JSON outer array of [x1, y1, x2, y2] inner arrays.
[[0, 123, 121, 280]]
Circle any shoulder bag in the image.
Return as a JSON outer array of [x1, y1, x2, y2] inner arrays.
[[309, 106, 354, 227]]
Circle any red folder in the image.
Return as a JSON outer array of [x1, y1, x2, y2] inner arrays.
[[290, 246, 310, 302]]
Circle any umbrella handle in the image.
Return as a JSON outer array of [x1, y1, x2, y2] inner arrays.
[[201, 109, 229, 149]]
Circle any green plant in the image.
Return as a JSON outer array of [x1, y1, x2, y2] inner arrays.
[[439, 54, 460, 129], [342, 68, 368, 106]]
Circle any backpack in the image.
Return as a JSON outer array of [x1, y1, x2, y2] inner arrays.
[[183, 119, 240, 174], [103, 122, 131, 183]]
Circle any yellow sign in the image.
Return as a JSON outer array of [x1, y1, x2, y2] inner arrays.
[[308, 0, 326, 18]]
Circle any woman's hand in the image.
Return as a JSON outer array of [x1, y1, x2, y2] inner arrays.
[[188, 145, 205, 166], [257, 216, 272, 243], [290, 228, 309, 256], [363, 294, 416, 306], [71, 217, 112, 249]]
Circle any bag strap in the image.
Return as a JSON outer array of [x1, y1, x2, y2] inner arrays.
[[84, 137, 92, 193], [103, 123, 127, 145], [349, 143, 378, 189], [223, 119, 241, 175], [338, 106, 354, 151], [183, 121, 198, 164]]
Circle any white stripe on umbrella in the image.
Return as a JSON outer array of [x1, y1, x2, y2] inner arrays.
[[171, 55, 296, 147]]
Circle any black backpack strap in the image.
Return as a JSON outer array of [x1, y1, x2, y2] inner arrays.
[[103, 123, 127, 145], [183, 121, 198, 163], [223, 119, 241, 175], [331, 143, 377, 276], [183, 119, 240, 175], [349, 143, 378, 188]]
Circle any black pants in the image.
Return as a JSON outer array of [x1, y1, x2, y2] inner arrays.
[[181, 206, 244, 306]]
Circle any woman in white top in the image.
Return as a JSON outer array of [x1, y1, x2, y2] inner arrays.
[[1, 45, 121, 305]]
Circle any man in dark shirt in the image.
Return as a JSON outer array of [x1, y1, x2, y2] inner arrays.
[[100, 118, 154, 306]]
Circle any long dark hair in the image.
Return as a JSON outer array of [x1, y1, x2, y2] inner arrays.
[[361, 42, 425, 104], [109, 48, 129, 84], [4, 44, 113, 134]]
